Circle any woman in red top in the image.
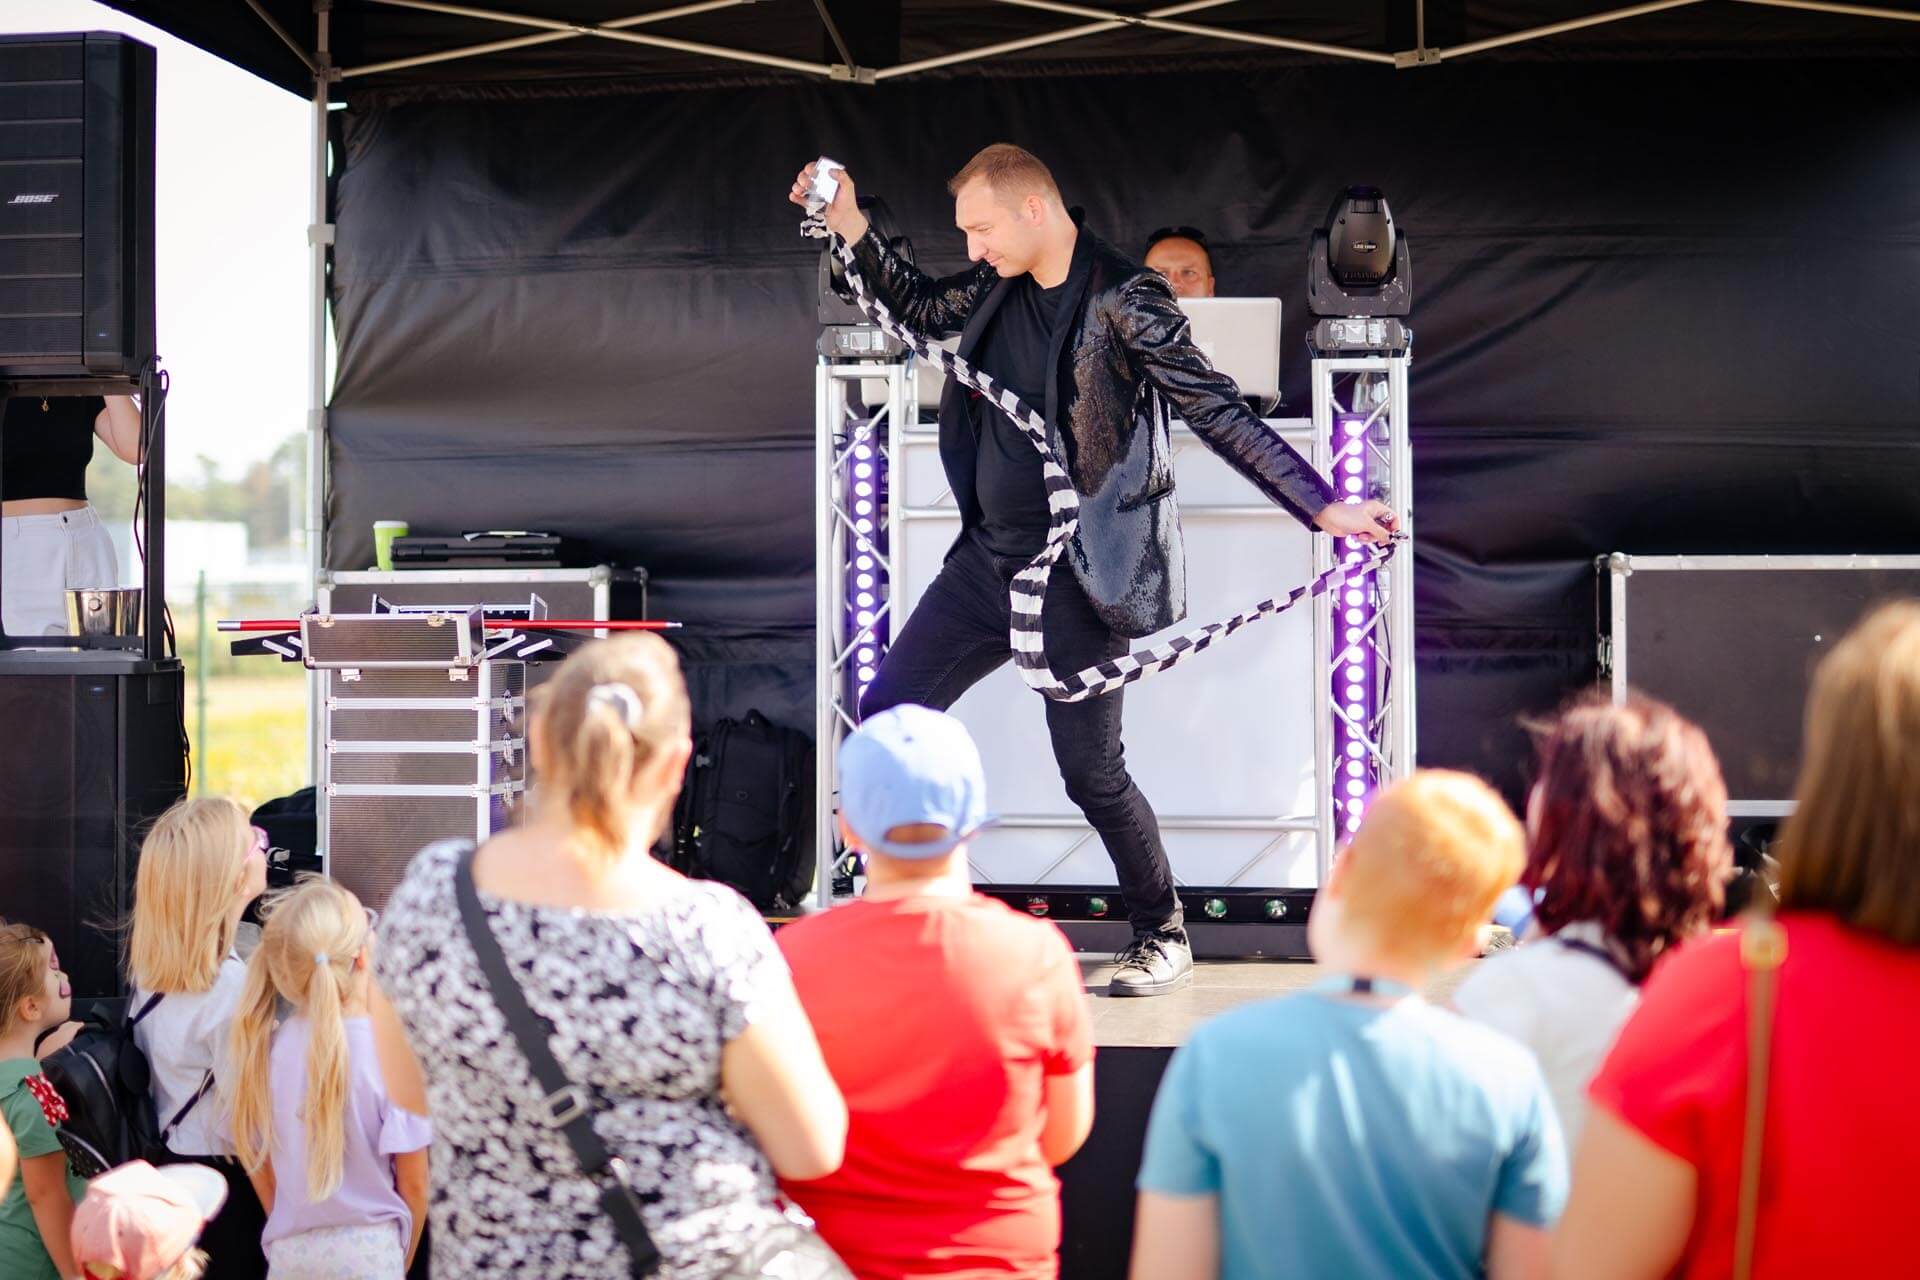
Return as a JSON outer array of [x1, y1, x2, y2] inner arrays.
[[1554, 600, 1920, 1279]]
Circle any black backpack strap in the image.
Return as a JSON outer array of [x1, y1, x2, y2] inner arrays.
[[451, 843, 662, 1278], [131, 989, 213, 1141], [129, 993, 164, 1027], [161, 1071, 214, 1140]]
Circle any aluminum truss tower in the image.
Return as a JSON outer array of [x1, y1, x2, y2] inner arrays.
[[813, 358, 916, 905], [1309, 344, 1417, 878]]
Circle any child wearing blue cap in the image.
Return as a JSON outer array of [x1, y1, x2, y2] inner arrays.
[[777, 705, 1095, 1280]]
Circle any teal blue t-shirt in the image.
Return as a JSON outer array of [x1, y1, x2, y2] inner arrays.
[[1137, 985, 1568, 1280]]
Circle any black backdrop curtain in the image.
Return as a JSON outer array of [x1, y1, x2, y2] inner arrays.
[[326, 56, 1920, 787]]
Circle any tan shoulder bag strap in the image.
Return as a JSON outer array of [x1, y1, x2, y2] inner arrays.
[[1735, 913, 1787, 1280]]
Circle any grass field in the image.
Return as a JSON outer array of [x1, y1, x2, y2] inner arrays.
[[191, 671, 309, 806]]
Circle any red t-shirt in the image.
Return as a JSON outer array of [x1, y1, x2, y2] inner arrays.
[[777, 893, 1094, 1280], [1588, 912, 1920, 1278]]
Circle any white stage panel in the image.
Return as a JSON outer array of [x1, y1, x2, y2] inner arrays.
[[894, 418, 1325, 890]]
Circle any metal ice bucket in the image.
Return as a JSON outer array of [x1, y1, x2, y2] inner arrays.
[[66, 587, 144, 637]]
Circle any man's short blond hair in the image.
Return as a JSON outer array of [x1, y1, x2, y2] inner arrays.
[[1337, 770, 1525, 965], [947, 144, 1062, 210]]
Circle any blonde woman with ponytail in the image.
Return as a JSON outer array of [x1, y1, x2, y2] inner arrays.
[[228, 878, 430, 1279], [128, 796, 270, 1280], [372, 634, 847, 1279]]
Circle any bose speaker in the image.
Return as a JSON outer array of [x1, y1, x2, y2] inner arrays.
[[0, 32, 156, 380], [0, 656, 186, 1002]]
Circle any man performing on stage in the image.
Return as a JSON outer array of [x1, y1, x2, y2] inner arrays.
[[789, 145, 1397, 996]]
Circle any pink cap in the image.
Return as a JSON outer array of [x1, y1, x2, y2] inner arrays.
[[70, 1161, 227, 1280]]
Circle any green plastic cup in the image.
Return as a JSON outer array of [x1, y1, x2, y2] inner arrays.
[[373, 520, 409, 571]]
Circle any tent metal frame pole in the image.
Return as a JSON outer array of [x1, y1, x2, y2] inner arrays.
[[1426, 0, 1706, 61], [989, 0, 1399, 64], [243, 0, 321, 74], [876, 0, 1239, 79], [808, 0, 860, 73], [305, 4, 334, 789], [359, 0, 838, 78], [1730, 0, 1920, 21], [342, 0, 753, 79]]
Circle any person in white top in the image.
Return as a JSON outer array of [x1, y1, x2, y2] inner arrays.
[[1453, 692, 1733, 1146], [127, 796, 270, 1280]]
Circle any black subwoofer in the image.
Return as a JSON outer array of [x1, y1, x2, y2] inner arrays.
[[0, 32, 156, 380], [0, 654, 186, 1001]]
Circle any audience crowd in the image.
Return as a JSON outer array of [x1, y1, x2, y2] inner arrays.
[[2, 599, 1916, 1280]]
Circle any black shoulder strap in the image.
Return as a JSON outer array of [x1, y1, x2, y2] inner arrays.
[[129, 990, 212, 1138], [129, 992, 164, 1027], [123, 990, 209, 1142], [1556, 936, 1637, 985], [452, 843, 662, 1278], [162, 1072, 214, 1139]]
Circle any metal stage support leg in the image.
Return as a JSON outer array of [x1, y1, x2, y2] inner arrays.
[[813, 358, 916, 906], [1310, 350, 1416, 881]]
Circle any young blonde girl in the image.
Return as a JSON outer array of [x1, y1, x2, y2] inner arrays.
[[129, 797, 270, 1280], [229, 879, 429, 1280], [0, 921, 85, 1280]]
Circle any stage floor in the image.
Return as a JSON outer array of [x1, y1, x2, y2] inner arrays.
[[1077, 956, 1475, 1048]]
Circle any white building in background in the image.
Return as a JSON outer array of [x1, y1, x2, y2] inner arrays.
[[109, 520, 304, 592]]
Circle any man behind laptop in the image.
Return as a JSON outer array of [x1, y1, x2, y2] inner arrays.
[[778, 705, 1095, 1280], [1145, 226, 1216, 299]]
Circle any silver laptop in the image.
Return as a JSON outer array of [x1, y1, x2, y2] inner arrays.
[[911, 298, 1282, 414], [1178, 297, 1282, 405]]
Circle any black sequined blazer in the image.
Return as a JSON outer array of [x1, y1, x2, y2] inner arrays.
[[847, 214, 1335, 639]]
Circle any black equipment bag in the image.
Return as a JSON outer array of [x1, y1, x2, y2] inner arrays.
[[40, 994, 210, 1178], [253, 787, 320, 885], [671, 712, 815, 911]]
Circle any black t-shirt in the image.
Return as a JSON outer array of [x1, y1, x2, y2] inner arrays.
[[969, 276, 1068, 557], [2, 394, 100, 502]]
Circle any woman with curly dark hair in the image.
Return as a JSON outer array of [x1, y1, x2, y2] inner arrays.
[[1454, 691, 1731, 1143]]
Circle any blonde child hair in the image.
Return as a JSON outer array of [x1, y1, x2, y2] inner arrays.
[[1336, 769, 1527, 967], [129, 797, 254, 994], [0, 920, 54, 1038], [69, 1250, 207, 1280], [533, 633, 693, 865], [228, 877, 373, 1201]]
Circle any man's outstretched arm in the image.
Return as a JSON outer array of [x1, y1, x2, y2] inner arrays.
[[1109, 271, 1397, 543], [788, 161, 993, 338]]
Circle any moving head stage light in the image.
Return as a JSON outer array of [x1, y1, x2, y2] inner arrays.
[[1308, 186, 1411, 355], [818, 196, 914, 360]]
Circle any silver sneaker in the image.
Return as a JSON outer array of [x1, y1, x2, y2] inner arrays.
[[1108, 931, 1194, 997]]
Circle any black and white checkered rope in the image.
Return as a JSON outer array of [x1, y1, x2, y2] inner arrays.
[[809, 214, 1398, 702]]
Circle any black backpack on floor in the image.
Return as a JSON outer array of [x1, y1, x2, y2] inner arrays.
[[40, 993, 210, 1179], [670, 711, 816, 911]]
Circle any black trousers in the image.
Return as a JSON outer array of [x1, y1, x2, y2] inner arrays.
[[150, 1151, 266, 1280], [859, 532, 1184, 935]]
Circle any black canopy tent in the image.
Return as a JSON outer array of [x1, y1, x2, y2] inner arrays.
[[100, 0, 1920, 93], [94, 0, 1920, 797], [68, 7, 1920, 1275]]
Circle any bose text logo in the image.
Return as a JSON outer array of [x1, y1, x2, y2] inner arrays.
[[8, 194, 59, 205]]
